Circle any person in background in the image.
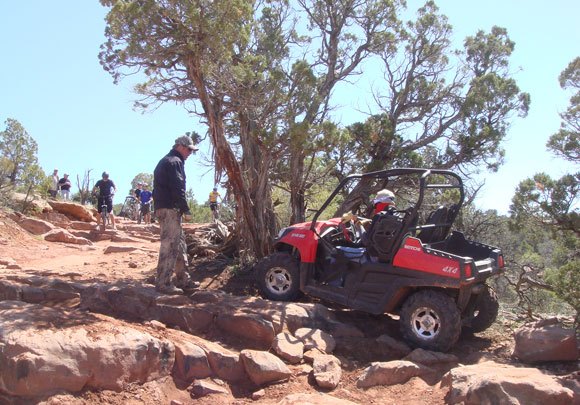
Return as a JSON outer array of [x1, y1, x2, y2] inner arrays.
[[139, 183, 153, 225], [153, 135, 200, 295], [208, 187, 221, 219], [58, 173, 72, 200], [48, 169, 59, 198], [134, 182, 142, 200], [93, 171, 117, 230], [372, 189, 396, 216]]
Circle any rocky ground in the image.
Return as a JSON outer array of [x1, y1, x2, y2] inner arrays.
[[0, 202, 578, 405]]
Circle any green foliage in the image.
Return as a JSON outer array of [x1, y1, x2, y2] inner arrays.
[[506, 57, 579, 325], [547, 57, 579, 163], [130, 172, 153, 190], [547, 259, 580, 321], [510, 172, 580, 235], [0, 118, 45, 209], [0, 118, 40, 188], [99, 1, 531, 255]]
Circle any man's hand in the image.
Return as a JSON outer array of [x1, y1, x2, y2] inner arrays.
[[183, 213, 192, 222]]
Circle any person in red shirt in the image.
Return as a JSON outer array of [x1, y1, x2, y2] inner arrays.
[[372, 189, 396, 216]]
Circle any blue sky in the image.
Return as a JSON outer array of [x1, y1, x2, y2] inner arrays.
[[0, 1, 578, 213]]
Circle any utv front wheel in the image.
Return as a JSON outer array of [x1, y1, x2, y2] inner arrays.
[[464, 285, 499, 333], [400, 290, 461, 352], [256, 252, 301, 301]]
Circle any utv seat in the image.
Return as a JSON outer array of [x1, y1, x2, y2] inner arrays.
[[417, 206, 448, 244], [364, 210, 404, 262]]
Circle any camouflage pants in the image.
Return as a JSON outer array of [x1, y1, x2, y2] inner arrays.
[[155, 208, 188, 287]]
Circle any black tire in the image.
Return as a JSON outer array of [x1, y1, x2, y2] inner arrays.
[[464, 285, 499, 333], [100, 210, 107, 232], [400, 290, 461, 352], [256, 252, 301, 301]]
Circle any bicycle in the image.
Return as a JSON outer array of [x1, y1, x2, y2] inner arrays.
[[119, 196, 140, 221], [98, 197, 110, 232], [96, 194, 115, 231], [210, 202, 220, 222]]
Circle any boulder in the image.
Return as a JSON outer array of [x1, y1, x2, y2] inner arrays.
[[513, 318, 579, 362], [303, 348, 327, 364], [357, 360, 427, 388], [272, 332, 304, 364], [0, 278, 81, 304], [18, 217, 55, 235], [403, 348, 459, 367], [277, 393, 358, 404], [294, 328, 336, 353], [111, 234, 143, 243], [40, 211, 72, 228], [47, 200, 96, 222], [159, 329, 247, 383], [189, 379, 229, 397], [376, 334, 412, 357], [69, 221, 96, 231], [44, 229, 93, 245], [216, 312, 276, 349], [0, 257, 17, 267], [240, 350, 292, 386], [173, 340, 212, 382], [312, 354, 342, 390], [155, 303, 214, 334], [103, 245, 144, 254], [441, 361, 575, 405], [0, 301, 174, 398]]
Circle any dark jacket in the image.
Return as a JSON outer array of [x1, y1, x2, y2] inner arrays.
[[153, 149, 191, 214]]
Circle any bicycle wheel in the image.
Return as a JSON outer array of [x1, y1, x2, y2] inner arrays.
[[100, 209, 107, 232]]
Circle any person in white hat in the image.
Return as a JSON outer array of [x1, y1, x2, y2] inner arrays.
[[48, 168, 59, 198], [152, 135, 200, 295], [372, 189, 396, 216], [57, 173, 72, 200]]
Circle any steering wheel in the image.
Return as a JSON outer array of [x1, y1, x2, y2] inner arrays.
[[322, 224, 355, 245]]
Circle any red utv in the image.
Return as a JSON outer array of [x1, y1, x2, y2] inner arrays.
[[255, 168, 505, 352]]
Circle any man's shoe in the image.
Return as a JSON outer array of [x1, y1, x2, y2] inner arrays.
[[155, 285, 184, 295]]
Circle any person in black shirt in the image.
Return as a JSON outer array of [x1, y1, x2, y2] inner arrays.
[[58, 173, 72, 200], [153, 135, 199, 294], [93, 171, 117, 229], [134, 183, 142, 200]]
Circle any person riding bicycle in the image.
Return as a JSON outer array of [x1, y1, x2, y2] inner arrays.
[[139, 183, 153, 224], [208, 187, 222, 218], [93, 171, 117, 230]]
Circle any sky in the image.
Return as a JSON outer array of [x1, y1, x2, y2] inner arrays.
[[0, 1, 578, 214]]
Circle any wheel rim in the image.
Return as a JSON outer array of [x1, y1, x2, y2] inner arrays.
[[265, 267, 292, 295], [410, 306, 441, 340]]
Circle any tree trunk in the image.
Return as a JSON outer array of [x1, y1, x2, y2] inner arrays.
[[289, 146, 305, 225], [334, 177, 375, 218], [187, 56, 276, 260]]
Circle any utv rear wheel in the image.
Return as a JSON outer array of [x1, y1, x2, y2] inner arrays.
[[400, 290, 461, 352], [256, 252, 301, 301], [465, 285, 499, 333]]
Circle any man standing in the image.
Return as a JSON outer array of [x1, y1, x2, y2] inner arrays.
[[48, 169, 59, 198], [139, 183, 153, 225], [58, 173, 72, 200], [153, 135, 199, 294], [93, 171, 117, 230]]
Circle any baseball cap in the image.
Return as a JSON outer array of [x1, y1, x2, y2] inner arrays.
[[175, 135, 199, 151]]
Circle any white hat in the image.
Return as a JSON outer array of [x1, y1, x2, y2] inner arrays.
[[174, 135, 199, 151], [373, 189, 395, 205]]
